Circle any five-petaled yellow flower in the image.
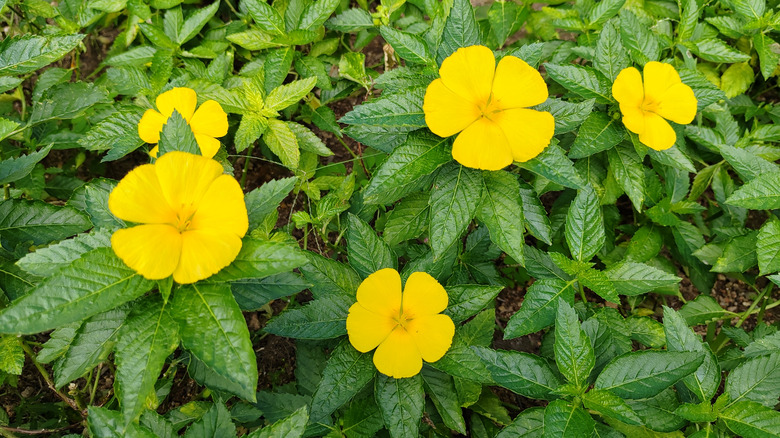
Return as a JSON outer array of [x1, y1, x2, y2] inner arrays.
[[346, 268, 455, 379], [108, 151, 248, 284], [138, 87, 229, 159], [612, 62, 698, 151], [423, 45, 555, 171]]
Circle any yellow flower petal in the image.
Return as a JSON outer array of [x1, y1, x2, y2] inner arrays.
[[156, 87, 198, 120], [492, 108, 554, 162], [452, 117, 513, 171], [401, 272, 448, 319], [407, 314, 455, 363], [373, 327, 423, 378], [643, 62, 681, 104], [346, 303, 396, 353], [154, 151, 224, 212], [638, 112, 677, 151], [438, 45, 495, 106], [111, 224, 181, 280], [423, 78, 481, 137], [173, 228, 243, 284], [190, 174, 249, 238], [356, 268, 402, 318], [194, 134, 222, 159], [612, 67, 644, 108], [108, 164, 175, 224], [491, 56, 548, 109], [620, 105, 646, 136], [190, 100, 229, 138], [149, 145, 160, 158], [656, 83, 698, 125], [138, 109, 166, 144]]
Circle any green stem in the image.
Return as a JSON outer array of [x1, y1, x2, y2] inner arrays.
[[240, 145, 255, 190], [578, 282, 587, 303]]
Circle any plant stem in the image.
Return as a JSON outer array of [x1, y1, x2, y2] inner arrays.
[[240, 145, 255, 190], [20, 341, 86, 417]]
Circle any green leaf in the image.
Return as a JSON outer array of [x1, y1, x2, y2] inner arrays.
[[518, 183, 552, 245], [244, 0, 285, 35], [0, 144, 52, 185], [299, 252, 361, 299], [309, 341, 375, 423], [678, 295, 734, 326], [0, 335, 23, 375], [375, 374, 424, 438], [476, 171, 525, 265], [565, 186, 604, 261], [347, 213, 396, 278], [431, 345, 494, 384], [209, 238, 307, 282], [496, 408, 544, 438], [232, 272, 310, 311], [265, 77, 317, 111], [157, 111, 199, 156], [758, 220, 780, 275], [88, 406, 156, 438], [0, 248, 153, 335], [177, 1, 219, 44], [726, 171, 780, 209], [605, 262, 680, 296], [444, 284, 503, 324], [488, 1, 524, 47], [554, 300, 594, 389], [28, 82, 110, 125], [619, 10, 660, 64], [288, 122, 332, 156], [662, 307, 720, 403], [299, 0, 340, 31], [712, 232, 758, 273], [235, 114, 268, 152], [595, 351, 705, 399], [607, 144, 645, 211], [429, 163, 483, 260], [363, 133, 451, 205], [569, 112, 624, 158], [437, 0, 480, 63], [544, 63, 612, 104], [720, 400, 780, 438], [0, 118, 18, 142], [245, 177, 297, 231], [248, 406, 308, 438], [753, 33, 780, 81], [36, 324, 78, 364], [583, 389, 642, 425], [183, 402, 235, 438], [518, 143, 586, 189], [472, 347, 562, 399], [725, 353, 780, 408], [171, 283, 257, 402], [264, 295, 351, 339], [264, 118, 300, 169], [504, 278, 575, 338], [691, 39, 751, 63], [720, 62, 755, 98], [115, 296, 179, 424], [326, 8, 374, 32], [0, 34, 84, 75], [80, 112, 144, 162], [536, 98, 594, 135], [588, 0, 626, 27], [383, 193, 429, 246], [421, 367, 466, 434], [340, 88, 426, 129], [54, 307, 128, 388], [380, 27, 433, 65], [543, 400, 595, 438]]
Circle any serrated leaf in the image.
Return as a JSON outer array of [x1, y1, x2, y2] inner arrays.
[[544, 63, 613, 104], [265, 77, 317, 111], [326, 8, 374, 32], [444, 284, 503, 324], [115, 296, 179, 424], [264, 294, 351, 339], [472, 347, 562, 399], [569, 112, 624, 159], [0, 248, 153, 335], [171, 283, 257, 402], [340, 88, 426, 129], [518, 183, 552, 245], [605, 262, 680, 296], [504, 278, 576, 338], [347, 213, 396, 278], [437, 0, 480, 63], [287, 122, 332, 156], [157, 110, 199, 156], [244, 0, 285, 35], [375, 374, 424, 438], [380, 27, 433, 65], [488, 1, 524, 47], [519, 142, 586, 189], [383, 193, 429, 246], [543, 399, 595, 438], [678, 295, 734, 326], [595, 351, 705, 399], [0, 144, 52, 185], [264, 118, 300, 169], [758, 220, 780, 275], [593, 21, 629, 81], [583, 389, 642, 425], [725, 352, 780, 408], [0, 199, 92, 248], [37, 323, 79, 364], [565, 186, 604, 261], [299, 0, 340, 31], [554, 299, 594, 389], [662, 307, 720, 403], [245, 177, 296, 231], [232, 272, 310, 311], [248, 406, 308, 438], [28, 82, 110, 125], [476, 171, 524, 265], [299, 252, 361, 299], [726, 171, 780, 209], [720, 400, 780, 438], [429, 163, 483, 259], [536, 98, 594, 135], [0, 34, 84, 75], [619, 10, 660, 64], [177, 1, 219, 45], [309, 341, 375, 423], [607, 143, 645, 211], [0, 335, 23, 375], [431, 345, 494, 384], [88, 406, 156, 438], [691, 38, 751, 63], [421, 366, 466, 434], [209, 238, 307, 282], [183, 402, 235, 438], [54, 307, 128, 387], [753, 33, 780, 81]]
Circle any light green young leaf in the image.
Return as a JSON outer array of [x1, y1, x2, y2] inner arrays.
[[0, 34, 85, 75], [264, 118, 300, 169], [0, 335, 23, 375], [265, 77, 317, 111], [605, 262, 680, 296]]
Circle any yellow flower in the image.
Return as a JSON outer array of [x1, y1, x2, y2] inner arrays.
[[138, 87, 229, 159], [346, 268, 455, 378], [612, 62, 698, 151], [108, 151, 248, 284], [423, 45, 555, 171]]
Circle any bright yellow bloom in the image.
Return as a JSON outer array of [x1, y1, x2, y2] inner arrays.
[[108, 151, 248, 284], [138, 87, 229, 159], [423, 45, 555, 171], [612, 62, 698, 151], [346, 268, 455, 378]]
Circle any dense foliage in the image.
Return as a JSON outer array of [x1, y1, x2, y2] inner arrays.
[[0, 0, 779, 436]]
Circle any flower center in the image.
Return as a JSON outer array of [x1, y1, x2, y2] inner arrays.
[[394, 311, 411, 330], [641, 97, 660, 114], [478, 94, 503, 120], [173, 206, 197, 232]]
